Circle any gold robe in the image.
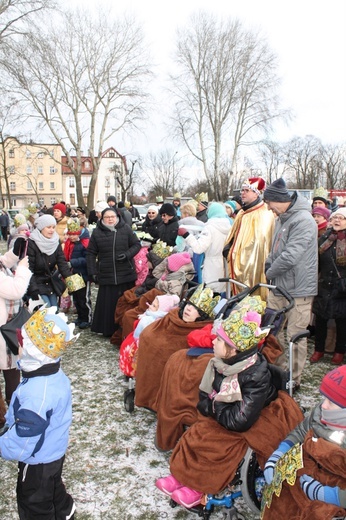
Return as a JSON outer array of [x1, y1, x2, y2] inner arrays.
[[225, 201, 274, 300]]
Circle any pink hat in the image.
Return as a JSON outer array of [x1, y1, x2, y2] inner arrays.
[[167, 252, 191, 272], [156, 294, 180, 313], [312, 206, 331, 220]]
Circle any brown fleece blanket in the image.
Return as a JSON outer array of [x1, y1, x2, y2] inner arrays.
[[169, 390, 303, 495], [110, 287, 163, 345], [155, 334, 283, 451], [134, 308, 213, 411], [262, 431, 346, 520]]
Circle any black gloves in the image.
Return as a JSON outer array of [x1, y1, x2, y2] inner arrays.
[[13, 237, 27, 257], [116, 253, 127, 262]]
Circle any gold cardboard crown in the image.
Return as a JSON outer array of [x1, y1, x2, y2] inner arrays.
[[27, 202, 38, 215], [13, 213, 27, 228], [156, 195, 164, 203], [124, 201, 131, 208], [313, 186, 329, 201], [188, 284, 221, 318], [173, 192, 181, 200], [23, 308, 78, 359], [195, 192, 208, 203], [151, 240, 173, 259], [220, 310, 270, 352], [66, 218, 81, 234]]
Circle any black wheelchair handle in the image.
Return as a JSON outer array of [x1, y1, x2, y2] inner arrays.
[[290, 330, 310, 343]]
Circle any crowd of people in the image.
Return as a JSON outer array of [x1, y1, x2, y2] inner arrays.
[[0, 180, 345, 519]]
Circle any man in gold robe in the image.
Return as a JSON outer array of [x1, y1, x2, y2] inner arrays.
[[224, 177, 274, 299]]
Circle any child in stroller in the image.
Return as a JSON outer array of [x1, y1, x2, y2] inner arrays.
[[155, 308, 303, 510]]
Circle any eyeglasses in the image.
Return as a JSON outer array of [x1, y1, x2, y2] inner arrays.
[[103, 216, 116, 219], [147, 212, 156, 215], [161, 213, 168, 217], [330, 215, 346, 221]]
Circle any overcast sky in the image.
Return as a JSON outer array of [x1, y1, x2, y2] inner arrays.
[[70, 0, 346, 159]]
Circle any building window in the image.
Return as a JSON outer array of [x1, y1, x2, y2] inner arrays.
[[105, 176, 110, 188], [49, 150, 54, 158], [39, 198, 44, 206], [50, 197, 56, 205], [50, 166, 55, 174], [10, 182, 16, 191], [38, 165, 43, 174], [9, 149, 14, 158], [27, 181, 33, 190], [26, 166, 32, 174], [84, 161, 90, 169], [39, 182, 44, 190], [69, 176, 75, 187], [26, 149, 31, 158], [70, 194, 75, 205], [50, 182, 55, 190], [11, 199, 16, 207], [109, 151, 115, 158], [82, 177, 89, 189], [8, 166, 15, 174], [37, 152, 44, 158]]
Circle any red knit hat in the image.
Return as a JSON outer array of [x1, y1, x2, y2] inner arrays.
[[53, 203, 66, 216], [320, 366, 346, 408], [167, 252, 191, 272]]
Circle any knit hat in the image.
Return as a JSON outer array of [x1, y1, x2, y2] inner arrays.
[[76, 206, 86, 214], [101, 207, 117, 218], [159, 203, 176, 217], [312, 186, 330, 205], [147, 205, 159, 214], [167, 252, 191, 272], [224, 200, 237, 213], [216, 310, 270, 352], [263, 178, 292, 203], [241, 177, 266, 195], [320, 366, 346, 408], [35, 214, 57, 231], [94, 200, 108, 213], [312, 206, 331, 220], [332, 207, 346, 219], [107, 195, 117, 204], [156, 294, 180, 313], [53, 203, 66, 216], [207, 202, 227, 219]]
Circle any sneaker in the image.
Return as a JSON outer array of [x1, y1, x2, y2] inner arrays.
[[78, 322, 91, 329], [155, 475, 183, 496], [171, 486, 203, 508], [73, 319, 82, 326]]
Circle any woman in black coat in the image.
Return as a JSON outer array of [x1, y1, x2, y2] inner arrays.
[[310, 207, 346, 365], [141, 205, 162, 239], [27, 214, 72, 307], [157, 203, 179, 246], [86, 207, 141, 337]]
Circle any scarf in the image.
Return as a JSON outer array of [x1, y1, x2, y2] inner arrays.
[[199, 353, 258, 403], [319, 229, 346, 266], [22, 361, 60, 379], [30, 228, 60, 255], [321, 408, 346, 431]]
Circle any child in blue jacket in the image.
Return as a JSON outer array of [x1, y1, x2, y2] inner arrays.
[[0, 306, 79, 519]]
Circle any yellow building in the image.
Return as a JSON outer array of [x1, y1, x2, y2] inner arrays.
[[0, 137, 62, 210]]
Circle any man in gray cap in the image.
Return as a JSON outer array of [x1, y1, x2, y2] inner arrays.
[[263, 178, 318, 391]]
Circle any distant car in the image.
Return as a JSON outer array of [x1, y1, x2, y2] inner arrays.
[[133, 205, 147, 222]]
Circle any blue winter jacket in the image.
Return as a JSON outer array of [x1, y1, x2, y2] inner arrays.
[[0, 368, 72, 464]]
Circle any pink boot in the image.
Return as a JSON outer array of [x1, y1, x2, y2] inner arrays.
[[171, 486, 203, 508], [155, 475, 183, 496]]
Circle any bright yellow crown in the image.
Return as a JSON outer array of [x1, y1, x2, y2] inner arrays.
[[188, 284, 221, 318], [27, 202, 38, 215], [66, 218, 81, 234], [313, 186, 329, 201], [23, 308, 78, 359], [195, 192, 208, 203], [151, 240, 173, 259]]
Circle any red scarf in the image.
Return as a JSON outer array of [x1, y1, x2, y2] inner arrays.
[[64, 238, 89, 261]]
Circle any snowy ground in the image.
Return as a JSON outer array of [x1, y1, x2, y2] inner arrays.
[[0, 275, 333, 519]]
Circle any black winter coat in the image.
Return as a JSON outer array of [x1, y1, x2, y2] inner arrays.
[[27, 239, 72, 297], [86, 218, 141, 286], [197, 353, 278, 432], [312, 230, 346, 319], [156, 216, 179, 246], [141, 214, 162, 239]]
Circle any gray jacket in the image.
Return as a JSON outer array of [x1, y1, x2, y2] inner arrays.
[[265, 193, 318, 298]]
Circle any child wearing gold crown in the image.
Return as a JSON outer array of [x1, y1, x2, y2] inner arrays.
[[0, 306, 78, 519], [155, 309, 299, 510]]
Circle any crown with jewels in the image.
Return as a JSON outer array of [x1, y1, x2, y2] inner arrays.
[[151, 240, 173, 259], [241, 177, 266, 194], [23, 307, 79, 359], [188, 284, 221, 318], [66, 218, 81, 234], [217, 308, 270, 352]]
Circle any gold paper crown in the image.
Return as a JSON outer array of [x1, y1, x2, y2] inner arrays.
[[219, 310, 270, 352], [156, 195, 164, 203], [233, 295, 267, 316], [173, 192, 181, 200], [188, 284, 221, 318], [187, 199, 199, 210], [27, 202, 38, 215], [313, 186, 329, 201], [124, 201, 131, 208], [23, 308, 78, 359], [66, 218, 81, 234], [195, 192, 208, 203], [151, 240, 173, 259], [13, 213, 27, 228]]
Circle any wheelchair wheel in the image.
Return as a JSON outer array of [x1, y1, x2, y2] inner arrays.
[[124, 388, 135, 413], [239, 447, 262, 514]]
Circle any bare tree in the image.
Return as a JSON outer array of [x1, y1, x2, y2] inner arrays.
[[319, 142, 346, 189], [0, 0, 55, 42], [109, 158, 139, 202], [141, 150, 186, 199], [282, 135, 322, 188], [257, 140, 286, 184], [169, 12, 288, 199], [0, 8, 152, 209]]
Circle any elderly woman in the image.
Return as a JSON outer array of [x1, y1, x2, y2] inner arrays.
[[86, 207, 141, 337], [309, 207, 346, 365], [141, 205, 162, 239], [134, 284, 220, 411]]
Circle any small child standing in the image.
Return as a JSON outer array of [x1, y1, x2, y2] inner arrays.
[[0, 306, 79, 519], [63, 218, 92, 329], [119, 294, 180, 378]]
